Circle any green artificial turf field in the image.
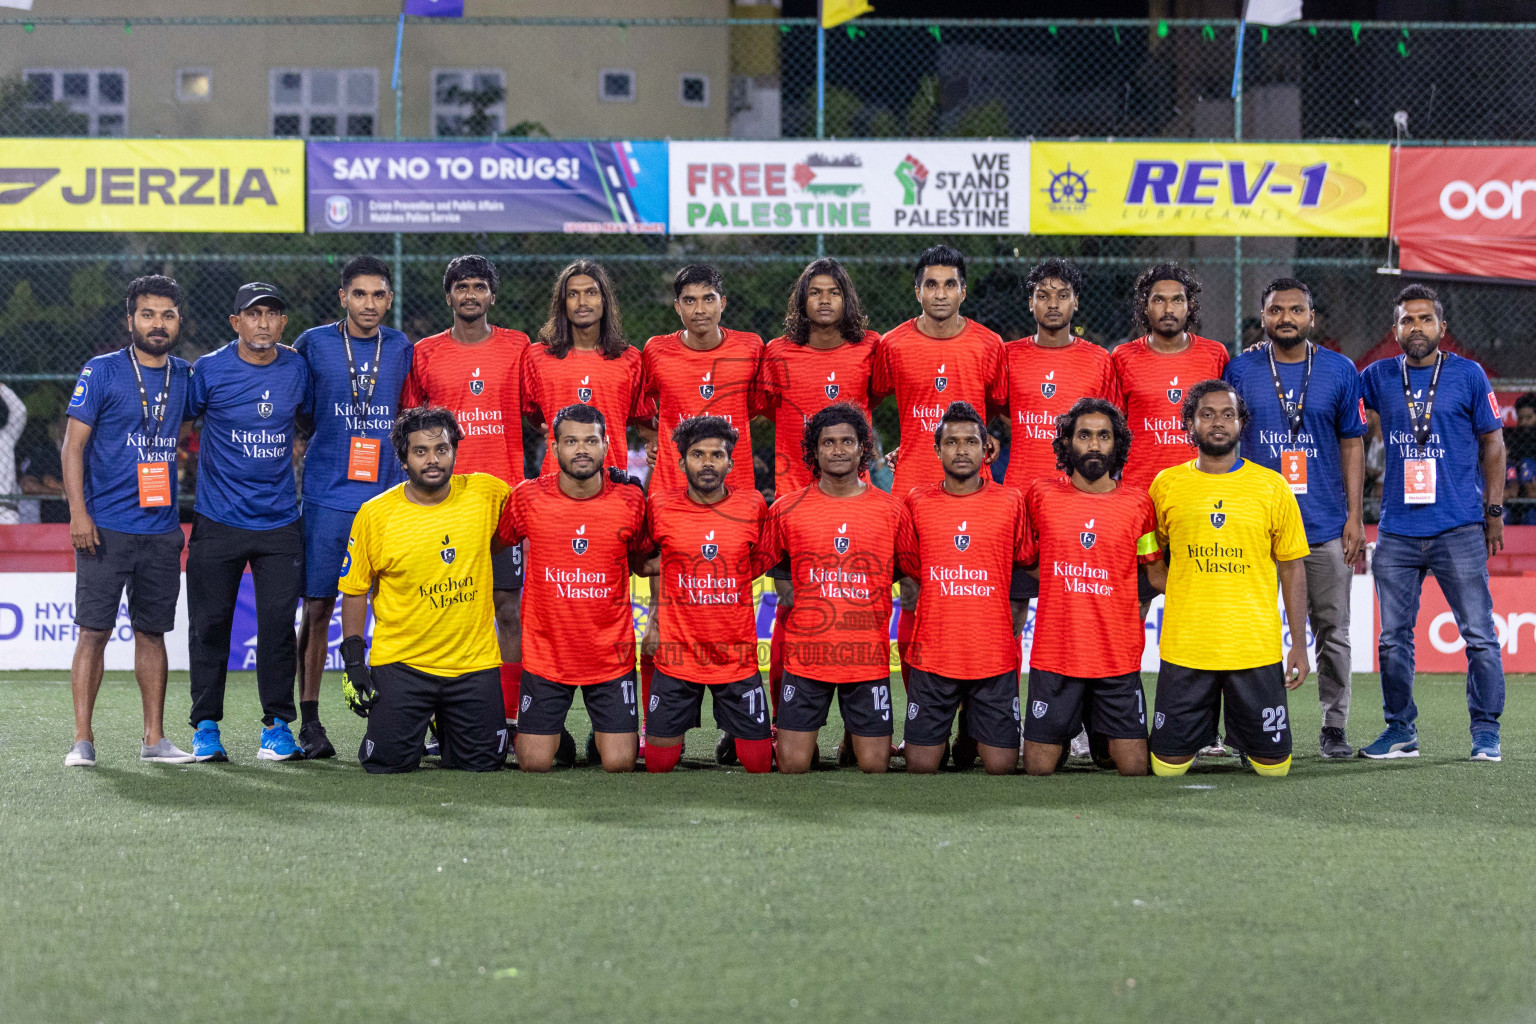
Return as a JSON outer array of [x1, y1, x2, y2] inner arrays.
[[1, 670, 1531, 1024]]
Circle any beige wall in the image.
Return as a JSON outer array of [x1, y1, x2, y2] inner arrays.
[[2, 1, 733, 138]]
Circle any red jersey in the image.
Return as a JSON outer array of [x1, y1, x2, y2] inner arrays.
[[521, 345, 644, 476], [878, 318, 1007, 497], [896, 480, 1030, 679], [646, 485, 767, 684], [1003, 337, 1119, 490], [1022, 477, 1160, 678], [496, 473, 647, 685], [760, 482, 905, 684], [641, 328, 763, 496], [759, 331, 887, 495], [402, 327, 529, 482], [1111, 334, 1229, 491]]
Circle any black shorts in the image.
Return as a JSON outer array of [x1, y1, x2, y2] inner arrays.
[[645, 669, 772, 741], [360, 664, 508, 774], [1009, 565, 1038, 602], [492, 540, 524, 591], [1149, 661, 1292, 759], [777, 671, 894, 737], [1024, 668, 1147, 745], [904, 668, 1020, 748], [765, 554, 791, 582], [517, 670, 638, 735], [73, 526, 184, 633]]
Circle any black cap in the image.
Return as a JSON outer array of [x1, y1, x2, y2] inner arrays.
[[233, 281, 285, 314]]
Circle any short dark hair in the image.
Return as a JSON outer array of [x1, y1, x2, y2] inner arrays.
[[673, 414, 738, 457], [802, 402, 876, 478], [1395, 283, 1445, 322], [1025, 258, 1085, 301], [1130, 261, 1202, 335], [1180, 379, 1248, 430], [932, 400, 988, 447], [343, 255, 393, 291], [914, 245, 966, 288], [1260, 277, 1313, 311], [443, 254, 498, 296], [1053, 398, 1132, 476], [391, 405, 463, 465], [125, 275, 182, 317], [1515, 392, 1536, 414], [673, 264, 724, 299], [784, 257, 869, 346], [551, 402, 607, 442]]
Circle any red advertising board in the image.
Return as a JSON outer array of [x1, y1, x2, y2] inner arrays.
[[1392, 147, 1536, 281], [1373, 575, 1536, 673]]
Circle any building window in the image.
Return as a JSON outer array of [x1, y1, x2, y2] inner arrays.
[[680, 73, 709, 108], [432, 68, 506, 136], [269, 68, 377, 137], [599, 68, 636, 103], [177, 68, 212, 103], [23, 67, 128, 135]]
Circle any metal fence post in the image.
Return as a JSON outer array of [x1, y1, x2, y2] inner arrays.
[[1232, 21, 1243, 353], [393, 23, 406, 333], [816, 11, 827, 259]]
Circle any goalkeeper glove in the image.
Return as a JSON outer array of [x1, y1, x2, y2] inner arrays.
[[340, 634, 376, 718]]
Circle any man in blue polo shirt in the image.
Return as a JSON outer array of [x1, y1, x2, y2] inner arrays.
[[292, 255, 412, 760], [60, 276, 196, 767], [1225, 278, 1366, 760], [1360, 284, 1506, 762], [185, 282, 313, 762]]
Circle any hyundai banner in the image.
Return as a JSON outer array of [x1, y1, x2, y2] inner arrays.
[[668, 140, 1030, 234], [308, 140, 668, 234]]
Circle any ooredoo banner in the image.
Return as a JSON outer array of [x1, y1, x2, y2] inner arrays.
[[1390, 147, 1536, 281], [308, 140, 667, 234], [0, 139, 304, 232], [668, 140, 1030, 234]]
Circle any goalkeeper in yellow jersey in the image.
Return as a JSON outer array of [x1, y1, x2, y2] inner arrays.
[[1147, 380, 1311, 778], [338, 406, 512, 773]]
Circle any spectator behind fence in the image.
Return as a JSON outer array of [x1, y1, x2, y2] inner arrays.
[[0, 383, 26, 525]]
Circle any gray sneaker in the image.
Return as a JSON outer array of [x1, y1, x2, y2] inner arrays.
[[64, 740, 96, 767], [1319, 727, 1353, 759], [141, 737, 196, 763]]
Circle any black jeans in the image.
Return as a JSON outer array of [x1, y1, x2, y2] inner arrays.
[[186, 513, 302, 728]]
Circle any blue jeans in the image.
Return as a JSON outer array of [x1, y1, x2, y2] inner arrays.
[[1374, 524, 1504, 736]]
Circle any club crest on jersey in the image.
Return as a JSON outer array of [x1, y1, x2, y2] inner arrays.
[[833, 522, 850, 555], [953, 519, 970, 552], [439, 534, 456, 564], [257, 388, 272, 418], [701, 529, 718, 561], [1166, 375, 1182, 404], [825, 370, 839, 400], [1031, 700, 1048, 719], [1210, 499, 1226, 529], [1080, 516, 1096, 549], [469, 379, 484, 396], [572, 523, 589, 555], [577, 375, 593, 403], [934, 362, 948, 392], [1154, 712, 1165, 730], [1041, 371, 1057, 399], [699, 371, 715, 401]]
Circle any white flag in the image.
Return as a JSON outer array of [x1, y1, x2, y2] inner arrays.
[[1245, 0, 1302, 24], [0, 0, 36, 10]]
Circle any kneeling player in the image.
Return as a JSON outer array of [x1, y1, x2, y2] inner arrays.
[[1021, 399, 1159, 776], [1147, 381, 1310, 778], [497, 404, 649, 772], [642, 416, 773, 773], [338, 406, 513, 774], [895, 402, 1030, 775], [762, 403, 904, 774]]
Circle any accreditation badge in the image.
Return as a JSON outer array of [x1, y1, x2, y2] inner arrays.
[[136, 462, 173, 508], [347, 437, 382, 482], [1281, 449, 1308, 495], [1403, 458, 1436, 505]]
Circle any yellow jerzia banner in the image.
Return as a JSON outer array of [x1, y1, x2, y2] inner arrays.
[[0, 139, 305, 232], [1030, 142, 1389, 237]]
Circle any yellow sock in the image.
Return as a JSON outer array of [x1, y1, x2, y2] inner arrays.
[[1149, 752, 1191, 777], [1248, 754, 1292, 777]]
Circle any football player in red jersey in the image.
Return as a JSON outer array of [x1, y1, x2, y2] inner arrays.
[[1021, 398, 1162, 776], [401, 255, 531, 732], [522, 260, 646, 478], [497, 403, 649, 773], [895, 402, 1031, 775], [761, 403, 905, 775], [759, 259, 887, 726], [640, 416, 773, 774]]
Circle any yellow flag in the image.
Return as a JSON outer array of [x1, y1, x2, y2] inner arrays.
[[821, 0, 873, 29]]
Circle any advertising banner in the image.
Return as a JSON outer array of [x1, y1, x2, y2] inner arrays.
[[1376, 575, 1536, 674], [1391, 147, 1536, 281], [0, 139, 304, 232], [668, 140, 1030, 234], [308, 140, 667, 234], [1030, 142, 1389, 236]]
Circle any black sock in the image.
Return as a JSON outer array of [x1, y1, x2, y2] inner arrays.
[[300, 700, 319, 726]]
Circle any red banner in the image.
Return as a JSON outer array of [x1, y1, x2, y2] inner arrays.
[[1392, 147, 1536, 282], [1373, 575, 1536, 673]]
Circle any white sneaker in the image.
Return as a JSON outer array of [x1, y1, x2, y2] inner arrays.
[[141, 737, 196, 763], [65, 740, 96, 767], [1069, 728, 1091, 758], [1198, 742, 1230, 758]]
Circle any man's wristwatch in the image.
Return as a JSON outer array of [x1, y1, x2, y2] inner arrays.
[[1485, 503, 1504, 519]]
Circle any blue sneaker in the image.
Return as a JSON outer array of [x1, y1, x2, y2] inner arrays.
[[258, 719, 304, 761], [192, 720, 228, 762], [1358, 723, 1419, 759], [1471, 733, 1502, 762]]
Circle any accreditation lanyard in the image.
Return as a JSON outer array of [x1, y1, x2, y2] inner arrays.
[[339, 319, 381, 432], [1400, 350, 1445, 447], [1266, 341, 1313, 438], [126, 346, 172, 453], [127, 347, 175, 508]]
